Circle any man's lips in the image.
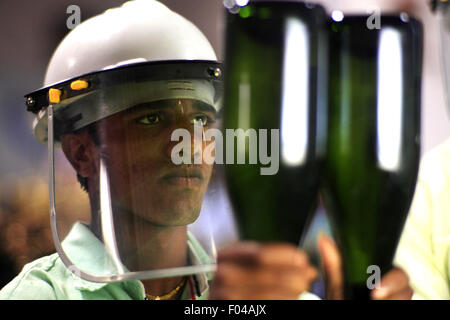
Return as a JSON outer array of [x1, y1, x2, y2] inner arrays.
[[160, 168, 204, 186]]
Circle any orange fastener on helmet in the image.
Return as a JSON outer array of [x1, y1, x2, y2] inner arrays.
[[70, 80, 89, 91], [48, 88, 62, 104]]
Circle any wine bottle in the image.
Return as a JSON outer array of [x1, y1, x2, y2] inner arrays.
[[222, 1, 328, 245], [321, 14, 423, 299]]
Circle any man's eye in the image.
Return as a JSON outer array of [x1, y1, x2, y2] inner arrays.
[[190, 115, 212, 126], [136, 114, 161, 125]]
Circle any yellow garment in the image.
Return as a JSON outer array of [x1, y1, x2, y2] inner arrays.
[[394, 138, 450, 299]]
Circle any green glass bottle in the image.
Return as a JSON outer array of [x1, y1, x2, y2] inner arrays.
[[321, 14, 423, 299], [222, 1, 328, 245]]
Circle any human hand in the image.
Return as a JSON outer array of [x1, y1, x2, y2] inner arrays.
[[317, 233, 413, 300], [370, 267, 413, 300], [209, 242, 318, 300]]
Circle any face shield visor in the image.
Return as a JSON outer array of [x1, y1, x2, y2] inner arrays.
[[26, 61, 238, 283], [434, 0, 450, 114]]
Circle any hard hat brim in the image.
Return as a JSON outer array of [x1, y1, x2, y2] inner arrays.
[[26, 60, 223, 145]]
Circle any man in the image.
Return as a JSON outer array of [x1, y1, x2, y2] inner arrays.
[[0, 0, 410, 300], [0, 0, 320, 300]]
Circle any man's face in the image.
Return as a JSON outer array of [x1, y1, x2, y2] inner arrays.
[[79, 99, 217, 227]]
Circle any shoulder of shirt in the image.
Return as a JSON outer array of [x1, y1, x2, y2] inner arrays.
[[0, 252, 144, 300], [1, 233, 215, 300], [0, 252, 62, 299]]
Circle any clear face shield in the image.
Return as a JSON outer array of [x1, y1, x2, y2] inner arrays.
[[26, 61, 238, 283], [435, 0, 450, 113]]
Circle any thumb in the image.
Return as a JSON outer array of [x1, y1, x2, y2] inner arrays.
[[317, 233, 344, 300]]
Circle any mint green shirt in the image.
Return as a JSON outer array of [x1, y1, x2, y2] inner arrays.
[[0, 222, 212, 300]]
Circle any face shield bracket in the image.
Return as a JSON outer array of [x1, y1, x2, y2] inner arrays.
[[25, 60, 223, 115]]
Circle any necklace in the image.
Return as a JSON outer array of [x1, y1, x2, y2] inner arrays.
[[145, 277, 186, 300]]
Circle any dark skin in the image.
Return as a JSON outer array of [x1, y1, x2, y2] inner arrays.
[[61, 98, 413, 300], [62, 99, 215, 297], [209, 242, 318, 300]]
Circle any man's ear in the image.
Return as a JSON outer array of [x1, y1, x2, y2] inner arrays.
[[61, 131, 98, 178]]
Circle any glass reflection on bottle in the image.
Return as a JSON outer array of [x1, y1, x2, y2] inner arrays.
[[222, 1, 328, 244]]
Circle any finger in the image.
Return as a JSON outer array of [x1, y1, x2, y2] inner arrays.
[[210, 270, 316, 301], [370, 267, 411, 300], [213, 261, 318, 294], [217, 242, 312, 269], [373, 287, 414, 300], [217, 241, 260, 259], [317, 233, 344, 300]]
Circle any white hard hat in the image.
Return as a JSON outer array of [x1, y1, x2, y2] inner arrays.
[[26, 0, 222, 144], [44, 0, 217, 86]]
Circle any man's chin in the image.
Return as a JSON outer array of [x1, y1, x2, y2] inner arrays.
[[139, 200, 202, 227], [162, 206, 201, 226]]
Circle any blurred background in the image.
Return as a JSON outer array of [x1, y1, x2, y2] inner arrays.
[[0, 0, 448, 296]]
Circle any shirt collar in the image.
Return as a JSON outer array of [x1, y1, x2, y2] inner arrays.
[[61, 222, 213, 297]]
